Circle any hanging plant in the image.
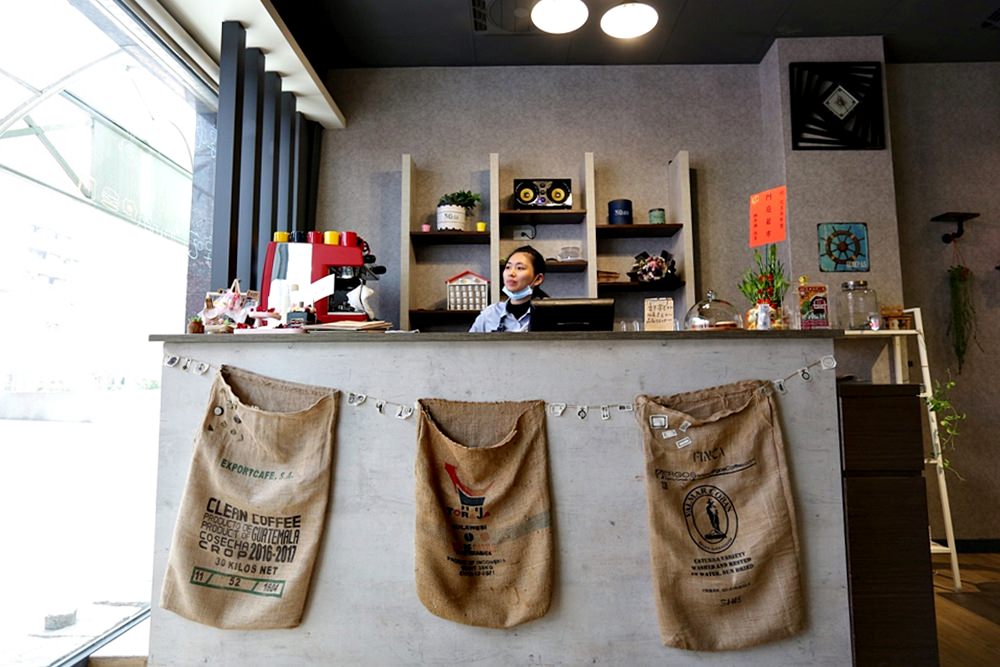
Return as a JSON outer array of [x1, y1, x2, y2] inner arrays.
[[947, 264, 980, 372]]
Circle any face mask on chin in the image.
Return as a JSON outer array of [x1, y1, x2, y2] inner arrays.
[[502, 285, 534, 301]]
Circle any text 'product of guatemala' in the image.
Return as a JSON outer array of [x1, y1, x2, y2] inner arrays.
[[160, 366, 339, 629]]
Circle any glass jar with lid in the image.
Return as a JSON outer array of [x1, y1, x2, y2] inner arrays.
[[835, 280, 880, 330]]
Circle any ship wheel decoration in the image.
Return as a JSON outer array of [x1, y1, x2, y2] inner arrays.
[[818, 222, 870, 272]]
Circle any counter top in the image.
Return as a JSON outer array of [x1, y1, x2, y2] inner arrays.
[[150, 329, 841, 344]]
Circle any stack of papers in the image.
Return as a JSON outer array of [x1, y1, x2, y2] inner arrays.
[[301, 320, 392, 332]]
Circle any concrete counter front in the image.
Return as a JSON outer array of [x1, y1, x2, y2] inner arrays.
[[149, 332, 850, 666]]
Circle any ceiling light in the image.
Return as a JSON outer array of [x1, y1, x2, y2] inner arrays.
[[530, 0, 589, 35], [600, 2, 659, 39]]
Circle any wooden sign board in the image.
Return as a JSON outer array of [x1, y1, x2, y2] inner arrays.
[[644, 297, 674, 331]]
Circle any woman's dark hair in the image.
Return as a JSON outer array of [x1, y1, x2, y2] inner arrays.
[[507, 245, 546, 276], [506, 245, 548, 299]]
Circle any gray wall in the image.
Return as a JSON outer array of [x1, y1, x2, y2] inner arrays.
[[316, 45, 997, 540], [321, 65, 766, 322], [888, 62, 1000, 540]]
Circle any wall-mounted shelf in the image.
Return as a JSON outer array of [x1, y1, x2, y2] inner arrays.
[[502, 259, 588, 273], [410, 230, 490, 246], [597, 277, 685, 294], [596, 223, 683, 239], [499, 209, 587, 225]]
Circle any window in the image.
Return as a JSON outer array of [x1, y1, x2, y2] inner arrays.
[[0, 1, 215, 663]]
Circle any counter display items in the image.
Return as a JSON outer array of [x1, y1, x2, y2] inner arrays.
[[414, 399, 553, 628], [160, 366, 339, 628], [636, 380, 804, 650]]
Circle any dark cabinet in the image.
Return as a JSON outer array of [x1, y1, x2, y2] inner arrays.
[[838, 383, 938, 666]]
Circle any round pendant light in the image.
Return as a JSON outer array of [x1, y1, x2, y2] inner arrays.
[[600, 2, 659, 39], [530, 0, 589, 35]]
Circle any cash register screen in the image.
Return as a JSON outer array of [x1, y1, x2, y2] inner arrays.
[[530, 298, 615, 332]]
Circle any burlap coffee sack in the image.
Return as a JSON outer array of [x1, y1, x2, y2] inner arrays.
[[414, 399, 552, 628], [161, 365, 338, 629], [636, 379, 803, 650]]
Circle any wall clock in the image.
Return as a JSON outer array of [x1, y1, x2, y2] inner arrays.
[[789, 62, 885, 150], [818, 222, 869, 272]]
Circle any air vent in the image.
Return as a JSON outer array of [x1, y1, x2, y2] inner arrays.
[[469, 0, 537, 34], [983, 7, 1000, 29], [471, 0, 488, 31]]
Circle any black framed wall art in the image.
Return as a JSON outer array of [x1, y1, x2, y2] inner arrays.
[[789, 62, 885, 150]]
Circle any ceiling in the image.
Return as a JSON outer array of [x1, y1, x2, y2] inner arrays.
[[269, 0, 1000, 72]]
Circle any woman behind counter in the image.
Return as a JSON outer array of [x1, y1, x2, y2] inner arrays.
[[469, 245, 547, 332]]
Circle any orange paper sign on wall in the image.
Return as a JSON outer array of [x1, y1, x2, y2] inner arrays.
[[749, 186, 787, 247]]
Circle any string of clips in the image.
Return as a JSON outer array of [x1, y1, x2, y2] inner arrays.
[[163, 353, 838, 422]]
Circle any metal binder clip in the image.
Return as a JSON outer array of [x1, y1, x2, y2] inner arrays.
[[548, 403, 567, 417], [601, 405, 611, 421]]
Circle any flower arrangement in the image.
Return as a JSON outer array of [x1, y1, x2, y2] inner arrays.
[[738, 244, 790, 329], [739, 244, 789, 306], [629, 250, 676, 283]]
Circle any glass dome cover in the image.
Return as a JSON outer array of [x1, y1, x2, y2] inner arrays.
[[684, 290, 744, 330]]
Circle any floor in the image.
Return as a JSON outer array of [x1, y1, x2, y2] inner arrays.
[[933, 552, 1000, 666]]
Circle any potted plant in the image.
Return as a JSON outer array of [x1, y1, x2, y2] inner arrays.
[[738, 243, 791, 329], [436, 190, 481, 231]]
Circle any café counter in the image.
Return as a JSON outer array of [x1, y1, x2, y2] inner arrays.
[[148, 330, 851, 666]]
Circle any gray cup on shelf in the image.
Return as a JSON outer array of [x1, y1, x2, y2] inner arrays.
[[608, 199, 633, 225]]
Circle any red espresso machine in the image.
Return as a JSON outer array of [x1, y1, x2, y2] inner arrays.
[[259, 240, 369, 323]]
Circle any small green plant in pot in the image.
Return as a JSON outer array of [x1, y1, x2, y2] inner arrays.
[[436, 190, 481, 231]]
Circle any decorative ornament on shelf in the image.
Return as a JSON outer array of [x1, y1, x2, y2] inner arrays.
[[436, 190, 481, 231], [738, 243, 791, 330], [629, 250, 676, 283]]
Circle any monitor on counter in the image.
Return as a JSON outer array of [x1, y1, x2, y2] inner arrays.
[[530, 298, 615, 332]]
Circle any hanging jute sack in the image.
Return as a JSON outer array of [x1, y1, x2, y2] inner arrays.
[[635, 379, 804, 650], [414, 399, 553, 628], [160, 365, 338, 629]]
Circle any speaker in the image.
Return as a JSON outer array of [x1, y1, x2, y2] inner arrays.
[[512, 179, 572, 209]]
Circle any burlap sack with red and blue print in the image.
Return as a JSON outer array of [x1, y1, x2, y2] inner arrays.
[[414, 399, 552, 628]]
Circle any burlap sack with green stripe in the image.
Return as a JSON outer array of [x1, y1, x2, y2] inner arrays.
[[160, 365, 338, 628], [636, 379, 804, 650], [414, 399, 553, 628]]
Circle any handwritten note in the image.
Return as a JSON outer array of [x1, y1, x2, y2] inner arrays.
[[749, 186, 787, 247], [644, 297, 675, 332]]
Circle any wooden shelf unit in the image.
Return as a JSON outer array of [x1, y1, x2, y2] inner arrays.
[[499, 209, 587, 225], [410, 230, 489, 245], [400, 151, 696, 330], [596, 223, 683, 238]]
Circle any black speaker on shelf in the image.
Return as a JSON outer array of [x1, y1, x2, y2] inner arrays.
[[512, 178, 572, 209]]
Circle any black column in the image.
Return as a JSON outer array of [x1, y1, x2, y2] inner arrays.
[[210, 20, 245, 291], [256, 71, 282, 287], [275, 91, 296, 233], [236, 47, 264, 289]]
